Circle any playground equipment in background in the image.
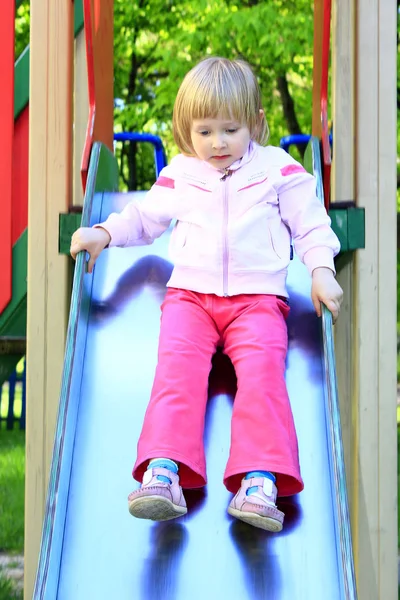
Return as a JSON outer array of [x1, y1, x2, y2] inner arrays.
[[1, 130, 167, 423], [114, 132, 168, 178], [0, 2, 85, 390], [33, 0, 360, 595], [3, 0, 396, 597]]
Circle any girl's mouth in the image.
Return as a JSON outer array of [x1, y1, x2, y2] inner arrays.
[[212, 155, 230, 160]]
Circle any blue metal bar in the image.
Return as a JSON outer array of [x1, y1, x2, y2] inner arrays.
[[280, 134, 312, 152], [280, 133, 333, 153], [113, 132, 167, 179]]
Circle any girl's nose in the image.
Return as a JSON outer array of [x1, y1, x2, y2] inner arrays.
[[212, 135, 227, 150]]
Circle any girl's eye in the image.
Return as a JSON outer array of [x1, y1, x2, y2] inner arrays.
[[199, 131, 209, 136], [227, 129, 238, 134]]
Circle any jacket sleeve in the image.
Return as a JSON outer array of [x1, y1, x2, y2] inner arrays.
[[274, 158, 340, 274], [94, 166, 178, 248]]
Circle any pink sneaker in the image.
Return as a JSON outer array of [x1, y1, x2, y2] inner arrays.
[[228, 476, 284, 532], [128, 467, 187, 521]]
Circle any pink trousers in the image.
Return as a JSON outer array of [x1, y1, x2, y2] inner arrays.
[[133, 288, 303, 497]]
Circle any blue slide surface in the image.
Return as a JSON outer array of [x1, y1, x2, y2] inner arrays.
[[33, 143, 357, 600]]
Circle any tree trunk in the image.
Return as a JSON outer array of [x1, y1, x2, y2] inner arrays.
[[128, 141, 137, 191], [126, 42, 138, 190], [276, 73, 307, 158]]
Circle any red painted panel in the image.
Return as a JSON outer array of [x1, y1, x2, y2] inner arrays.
[[12, 106, 29, 244], [81, 0, 96, 190], [0, 3, 15, 313]]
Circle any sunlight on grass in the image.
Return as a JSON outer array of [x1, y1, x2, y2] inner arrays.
[[0, 386, 22, 420], [0, 359, 25, 421], [0, 360, 25, 555]]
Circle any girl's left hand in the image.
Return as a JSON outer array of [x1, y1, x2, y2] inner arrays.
[[311, 267, 343, 323]]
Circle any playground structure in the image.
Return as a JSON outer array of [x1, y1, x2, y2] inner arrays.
[[0, 0, 397, 598]]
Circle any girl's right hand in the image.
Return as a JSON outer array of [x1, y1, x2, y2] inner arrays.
[[70, 227, 111, 273]]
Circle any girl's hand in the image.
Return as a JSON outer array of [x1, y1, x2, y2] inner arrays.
[[70, 227, 111, 273], [311, 267, 343, 323]]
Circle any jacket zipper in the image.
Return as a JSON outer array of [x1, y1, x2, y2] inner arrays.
[[221, 169, 231, 296]]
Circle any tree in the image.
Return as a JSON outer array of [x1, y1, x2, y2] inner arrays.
[[113, 0, 315, 190], [15, 1, 30, 59], [14, 1, 317, 189]]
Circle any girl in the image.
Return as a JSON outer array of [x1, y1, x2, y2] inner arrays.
[[70, 57, 343, 533]]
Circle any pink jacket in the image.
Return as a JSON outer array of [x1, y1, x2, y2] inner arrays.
[[98, 142, 340, 297]]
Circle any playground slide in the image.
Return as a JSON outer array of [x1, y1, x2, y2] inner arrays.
[[33, 143, 357, 599]]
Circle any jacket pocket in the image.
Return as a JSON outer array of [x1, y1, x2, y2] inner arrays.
[[267, 225, 282, 259], [171, 220, 190, 250]]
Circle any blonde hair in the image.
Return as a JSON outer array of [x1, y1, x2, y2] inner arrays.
[[172, 57, 269, 155]]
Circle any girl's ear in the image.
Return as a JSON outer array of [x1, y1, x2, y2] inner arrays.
[[253, 109, 265, 138]]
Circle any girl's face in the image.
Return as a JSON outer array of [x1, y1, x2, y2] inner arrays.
[[190, 115, 251, 170]]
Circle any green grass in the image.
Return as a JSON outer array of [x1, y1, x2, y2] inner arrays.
[[0, 364, 25, 597], [0, 570, 22, 600], [0, 429, 25, 553]]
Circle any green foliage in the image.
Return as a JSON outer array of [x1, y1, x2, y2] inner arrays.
[[113, 0, 315, 187], [0, 430, 25, 553], [13, 0, 317, 184], [15, 2, 30, 60], [0, 571, 22, 600], [13, 0, 317, 187], [0, 570, 22, 600]]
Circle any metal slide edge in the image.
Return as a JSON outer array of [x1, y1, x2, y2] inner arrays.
[[33, 143, 119, 599], [307, 137, 358, 600]]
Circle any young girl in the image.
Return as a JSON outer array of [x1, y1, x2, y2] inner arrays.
[[70, 57, 343, 533]]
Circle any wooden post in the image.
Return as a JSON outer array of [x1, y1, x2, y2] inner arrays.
[[25, 0, 73, 596], [376, 1, 398, 594], [333, 0, 398, 596], [355, 0, 398, 594]]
